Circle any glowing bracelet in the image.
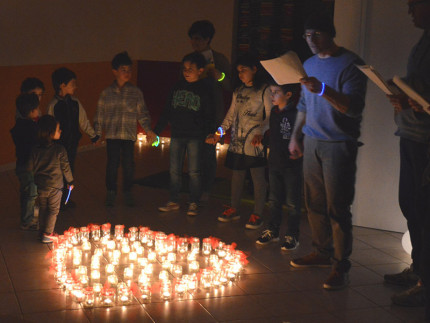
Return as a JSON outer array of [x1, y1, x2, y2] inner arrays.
[[216, 127, 224, 138], [65, 187, 72, 204], [318, 82, 326, 96], [217, 72, 226, 82], [152, 136, 160, 147]]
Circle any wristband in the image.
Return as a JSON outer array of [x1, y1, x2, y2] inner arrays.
[[215, 127, 224, 138], [217, 72, 226, 82], [318, 82, 325, 96], [152, 136, 160, 147]]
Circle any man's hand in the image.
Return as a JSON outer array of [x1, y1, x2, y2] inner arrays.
[[289, 137, 303, 159], [301, 77, 323, 94], [146, 130, 157, 145], [251, 134, 263, 146], [387, 94, 409, 113], [408, 98, 427, 113]]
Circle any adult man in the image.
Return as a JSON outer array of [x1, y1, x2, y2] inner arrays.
[[288, 12, 367, 290], [384, 0, 430, 310]]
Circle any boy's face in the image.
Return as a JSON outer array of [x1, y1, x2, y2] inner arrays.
[[29, 87, 44, 102], [190, 34, 210, 52], [29, 108, 39, 120], [113, 65, 132, 84], [60, 79, 77, 96], [183, 61, 203, 83], [53, 123, 61, 140], [237, 65, 257, 86], [270, 85, 291, 107]]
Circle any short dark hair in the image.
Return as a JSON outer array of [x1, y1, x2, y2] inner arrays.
[[20, 78, 45, 93], [304, 12, 336, 38], [111, 51, 132, 70], [188, 20, 215, 41], [52, 67, 76, 94], [38, 115, 58, 145], [182, 52, 207, 69], [16, 93, 39, 118]]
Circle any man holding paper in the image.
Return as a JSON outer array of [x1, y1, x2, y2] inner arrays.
[[384, 0, 430, 311], [288, 12, 367, 290]]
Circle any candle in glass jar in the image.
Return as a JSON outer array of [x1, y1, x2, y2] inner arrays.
[[202, 238, 212, 255], [188, 260, 199, 272], [105, 264, 115, 275], [124, 266, 133, 280], [129, 251, 137, 262], [91, 269, 100, 281]]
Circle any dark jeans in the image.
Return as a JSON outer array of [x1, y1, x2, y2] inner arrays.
[[201, 143, 217, 193], [16, 168, 37, 226], [61, 143, 78, 204], [38, 187, 62, 235], [106, 139, 135, 192], [267, 165, 302, 238], [399, 137, 429, 276], [169, 138, 202, 203], [303, 136, 358, 272]]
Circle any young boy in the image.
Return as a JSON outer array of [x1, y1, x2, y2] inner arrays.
[[94, 51, 156, 207], [10, 93, 40, 230], [47, 67, 99, 208], [256, 82, 302, 250], [28, 115, 74, 243], [155, 52, 216, 216], [16, 78, 45, 120]]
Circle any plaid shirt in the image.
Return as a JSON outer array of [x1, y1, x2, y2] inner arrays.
[[94, 81, 152, 141]]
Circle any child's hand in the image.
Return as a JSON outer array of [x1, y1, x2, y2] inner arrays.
[[67, 184, 74, 190], [146, 131, 157, 144], [289, 137, 303, 159], [205, 133, 220, 145], [251, 134, 263, 146], [91, 135, 100, 145]]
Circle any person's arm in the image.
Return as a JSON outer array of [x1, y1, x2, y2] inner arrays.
[[289, 110, 306, 159], [76, 99, 98, 142], [153, 89, 173, 136], [93, 92, 105, 138], [59, 146, 74, 184], [209, 91, 237, 144], [252, 86, 272, 146]]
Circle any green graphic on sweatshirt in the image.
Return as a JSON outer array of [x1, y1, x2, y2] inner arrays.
[[172, 90, 201, 111]]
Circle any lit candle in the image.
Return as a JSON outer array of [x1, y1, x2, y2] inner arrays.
[[91, 269, 100, 282], [107, 274, 118, 286], [148, 251, 156, 262], [82, 240, 91, 251], [124, 266, 134, 280], [188, 260, 199, 272], [129, 251, 137, 262], [202, 238, 212, 255], [105, 264, 115, 275]]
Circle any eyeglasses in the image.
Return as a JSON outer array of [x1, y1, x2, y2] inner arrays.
[[408, 0, 430, 10], [302, 31, 323, 39]]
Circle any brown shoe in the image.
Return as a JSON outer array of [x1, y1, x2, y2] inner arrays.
[[384, 266, 420, 287], [391, 284, 426, 307], [290, 252, 331, 268], [323, 270, 350, 290]]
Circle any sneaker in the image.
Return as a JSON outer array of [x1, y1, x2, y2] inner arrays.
[[256, 230, 279, 245], [106, 190, 116, 207], [159, 201, 180, 212], [245, 214, 263, 229], [41, 233, 58, 244], [323, 269, 350, 290], [384, 266, 420, 287], [281, 236, 299, 251], [290, 252, 332, 268], [187, 203, 198, 216], [391, 284, 426, 307], [218, 206, 240, 222], [20, 222, 39, 231], [124, 192, 135, 207]]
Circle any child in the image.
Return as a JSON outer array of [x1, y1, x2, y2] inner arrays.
[[16, 78, 45, 120], [10, 93, 40, 230], [28, 115, 74, 243], [94, 51, 156, 207], [155, 52, 216, 216], [207, 54, 272, 228], [47, 67, 99, 208], [256, 82, 303, 250]]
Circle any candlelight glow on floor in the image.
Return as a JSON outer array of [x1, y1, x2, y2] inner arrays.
[[49, 224, 248, 308]]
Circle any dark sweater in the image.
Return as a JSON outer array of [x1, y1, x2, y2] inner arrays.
[[10, 118, 38, 168], [51, 95, 82, 148], [154, 78, 216, 138]]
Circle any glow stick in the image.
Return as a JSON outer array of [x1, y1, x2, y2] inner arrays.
[[65, 187, 72, 204], [152, 136, 160, 147], [216, 127, 224, 138]]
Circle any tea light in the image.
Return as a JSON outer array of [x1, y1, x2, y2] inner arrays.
[[136, 246, 144, 256], [90, 224, 101, 241], [158, 270, 169, 281], [124, 266, 134, 280], [72, 284, 84, 303], [92, 283, 102, 294], [167, 252, 176, 263], [172, 264, 183, 278], [188, 260, 199, 272], [101, 288, 115, 306], [129, 227, 138, 241], [187, 251, 197, 262], [217, 242, 227, 258], [139, 283, 151, 302], [83, 287, 95, 308], [112, 250, 121, 265], [138, 257, 148, 268], [77, 265, 87, 277], [114, 224, 125, 241], [106, 239, 116, 251], [161, 260, 171, 270], [80, 226, 90, 241], [91, 269, 100, 282], [161, 280, 172, 300], [202, 238, 212, 255], [107, 274, 118, 286], [129, 251, 137, 262], [139, 227, 149, 242], [105, 264, 115, 275], [175, 278, 187, 298], [146, 230, 155, 248], [101, 223, 111, 237], [190, 237, 200, 254], [93, 248, 103, 257], [148, 250, 156, 262], [177, 237, 188, 254], [80, 275, 89, 286], [143, 264, 153, 276], [82, 240, 91, 251], [200, 269, 213, 289]]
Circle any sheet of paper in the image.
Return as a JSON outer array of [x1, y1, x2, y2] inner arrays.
[[393, 76, 430, 114], [356, 65, 399, 95], [260, 51, 306, 84]]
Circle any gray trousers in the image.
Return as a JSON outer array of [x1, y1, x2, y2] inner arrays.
[[303, 136, 358, 271], [38, 187, 62, 235]]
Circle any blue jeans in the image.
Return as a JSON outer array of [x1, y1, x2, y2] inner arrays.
[[201, 143, 217, 193], [303, 136, 358, 272], [16, 168, 37, 226], [106, 139, 135, 192], [169, 138, 202, 203], [267, 165, 302, 238]]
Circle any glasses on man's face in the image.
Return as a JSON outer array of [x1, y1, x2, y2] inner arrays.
[[302, 31, 323, 39], [408, 0, 430, 10]]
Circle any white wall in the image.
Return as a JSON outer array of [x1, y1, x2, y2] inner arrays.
[[335, 0, 422, 232]]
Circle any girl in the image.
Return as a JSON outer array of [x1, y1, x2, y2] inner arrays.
[[207, 54, 271, 229], [28, 115, 74, 243]]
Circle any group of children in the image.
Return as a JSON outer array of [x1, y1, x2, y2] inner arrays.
[[10, 47, 303, 250]]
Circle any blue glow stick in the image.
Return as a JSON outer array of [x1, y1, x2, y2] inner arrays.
[[152, 136, 160, 147], [216, 127, 224, 138], [65, 186, 72, 204]]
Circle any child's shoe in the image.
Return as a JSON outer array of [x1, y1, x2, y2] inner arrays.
[[256, 230, 279, 245], [187, 202, 198, 216], [106, 190, 116, 207], [218, 206, 240, 222], [41, 233, 58, 244], [245, 214, 263, 229], [159, 202, 180, 212], [281, 236, 299, 251]]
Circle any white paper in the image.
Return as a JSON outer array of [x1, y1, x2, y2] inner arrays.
[[356, 65, 399, 95], [260, 51, 306, 85], [393, 76, 430, 114]]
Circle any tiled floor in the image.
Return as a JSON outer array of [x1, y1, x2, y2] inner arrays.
[[0, 141, 427, 322]]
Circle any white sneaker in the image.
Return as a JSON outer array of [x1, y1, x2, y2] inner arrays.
[[187, 203, 198, 216], [159, 202, 180, 212]]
